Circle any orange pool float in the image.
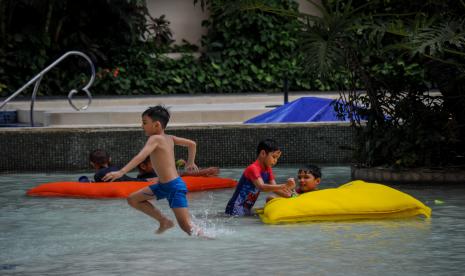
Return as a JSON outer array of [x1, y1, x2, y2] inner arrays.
[[27, 176, 237, 198]]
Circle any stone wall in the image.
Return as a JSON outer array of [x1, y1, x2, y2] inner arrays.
[[352, 166, 465, 185], [146, 0, 322, 47], [0, 123, 355, 172]]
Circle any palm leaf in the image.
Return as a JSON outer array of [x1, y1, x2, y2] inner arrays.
[[409, 18, 465, 57]]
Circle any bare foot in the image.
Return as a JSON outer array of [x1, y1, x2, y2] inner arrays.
[[199, 233, 215, 240], [204, 167, 220, 177], [182, 167, 220, 177], [155, 219, 174, 234], [190, 226, 214, 240]]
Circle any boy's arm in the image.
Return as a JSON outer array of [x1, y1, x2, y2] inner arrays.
[[102, 136, 158, 182], [270, 178, 296, 198], [171, 135, 198, 171], [252, 177, 292, 194]]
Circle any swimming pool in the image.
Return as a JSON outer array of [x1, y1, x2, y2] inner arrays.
[[1, 166, 464, 275]]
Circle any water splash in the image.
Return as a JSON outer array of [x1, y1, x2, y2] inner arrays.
[[190, 193, 234, 239]]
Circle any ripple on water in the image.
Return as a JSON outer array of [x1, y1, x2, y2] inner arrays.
[[1, 167, 465, 275]]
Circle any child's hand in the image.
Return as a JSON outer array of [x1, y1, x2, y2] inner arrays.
[[286, 178, 296, 189], [102, 170, 124, 182], [204, 167, 220, 176], [185, 163, 199, 172], [280, 184, 293, 197]]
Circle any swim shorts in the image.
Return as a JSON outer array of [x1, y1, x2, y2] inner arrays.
[[149, 176, 188, 208]]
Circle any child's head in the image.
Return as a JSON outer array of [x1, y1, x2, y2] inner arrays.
[[297, 164, 321, 193], [256, 139, 281, 168], [142, 105, 170, 133], [137, 156, 153, 174], [89, 149, 110, 169]]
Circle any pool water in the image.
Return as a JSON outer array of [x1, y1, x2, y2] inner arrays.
[[1, 166, 465, 275]]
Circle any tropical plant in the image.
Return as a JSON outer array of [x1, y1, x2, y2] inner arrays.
[[0, 0, 154, 97], [245, 0, 465, 168], [1, 0, 337, 97], [198, 0, 313, 92], [146, 14, 174, 49]]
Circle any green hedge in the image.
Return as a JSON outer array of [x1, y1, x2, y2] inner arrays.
[[0, 0, 335, 97]]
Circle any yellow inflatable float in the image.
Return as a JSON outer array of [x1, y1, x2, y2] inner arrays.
[[257, 180, 431, 224]]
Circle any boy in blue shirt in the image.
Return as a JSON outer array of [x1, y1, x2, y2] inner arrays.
[[225, 139, 295, 216], [136, 156, 158, 180], [137, 156, 220, 180], [89, 149, 139, 182]]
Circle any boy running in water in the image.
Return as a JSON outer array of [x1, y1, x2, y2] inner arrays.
[[103, 105, 202, 236]]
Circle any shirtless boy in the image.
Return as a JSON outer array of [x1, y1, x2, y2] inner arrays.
[[103, 105, 202, 236]]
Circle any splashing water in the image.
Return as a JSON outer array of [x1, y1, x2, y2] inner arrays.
[[191, 214, 235, 239], [189, 192, 235, 238]]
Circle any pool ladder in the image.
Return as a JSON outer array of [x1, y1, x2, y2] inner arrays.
[[0, 51, 95, 127]]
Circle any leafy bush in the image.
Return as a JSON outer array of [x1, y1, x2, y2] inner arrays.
[[297, 0, 465, 168], [1, 0, 337, 97], [0, 0, 151, 97], [199, 0, 311, 92]]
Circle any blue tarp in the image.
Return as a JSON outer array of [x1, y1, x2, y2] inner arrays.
[[244, 96, 349, 123]]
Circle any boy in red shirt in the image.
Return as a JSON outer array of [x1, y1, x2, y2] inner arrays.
[[225, 139, 294, 216]]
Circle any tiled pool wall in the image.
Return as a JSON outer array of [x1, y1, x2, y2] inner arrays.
[[0, 123, 355, 172]]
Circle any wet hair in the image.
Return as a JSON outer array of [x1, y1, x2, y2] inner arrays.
[[89, 149, 110, 166], [256, 138, 280, 156], [298, 164, 322, 179], [137, 156, 151, 169], [142, 105, 170, 129]]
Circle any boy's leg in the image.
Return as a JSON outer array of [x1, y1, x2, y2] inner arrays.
[[171, 208, 211, 238], [169, 196, 211, 238], [127, 187, 174, 234], [171, 208, 194, 235], [181, 167, 220, 177]]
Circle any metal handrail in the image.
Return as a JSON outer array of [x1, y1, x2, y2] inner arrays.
[[0, 51, 95, 126]]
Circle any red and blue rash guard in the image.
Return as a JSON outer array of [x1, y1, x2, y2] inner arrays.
[[225, 160, 275, 216]]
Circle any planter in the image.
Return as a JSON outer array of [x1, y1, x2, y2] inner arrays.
[[351, 166, 465, 185]]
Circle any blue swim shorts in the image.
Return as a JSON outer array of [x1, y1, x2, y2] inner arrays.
[[149, 176, 188, 208]]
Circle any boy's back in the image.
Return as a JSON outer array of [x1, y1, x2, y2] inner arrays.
[[147, 134, 201, 183], [148, 134, 178, 183]]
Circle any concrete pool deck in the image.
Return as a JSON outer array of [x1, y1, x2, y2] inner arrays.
[[1, 91, 340, 127]]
